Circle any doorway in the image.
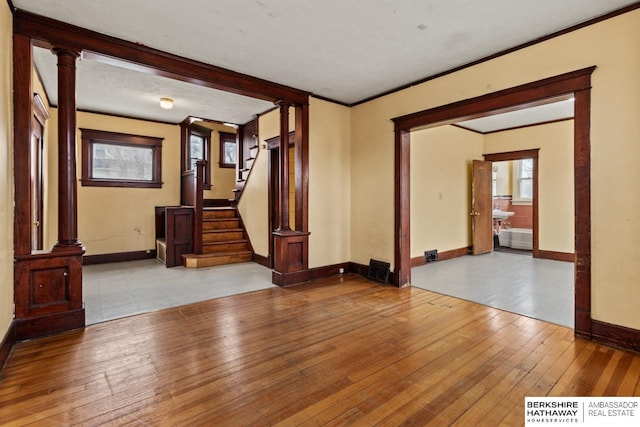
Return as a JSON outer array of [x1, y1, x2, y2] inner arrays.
[[267, 131, 296, 267], [393, 67, 595, 336], [30, 94, 48, 252], [484, 150, 540, 257]]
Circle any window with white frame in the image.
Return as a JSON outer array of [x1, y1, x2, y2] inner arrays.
[[512, 158, 533, 204]]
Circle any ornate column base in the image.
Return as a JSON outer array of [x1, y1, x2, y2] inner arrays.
[[14, 248, 85, 340], [272, 230, 310, 286]]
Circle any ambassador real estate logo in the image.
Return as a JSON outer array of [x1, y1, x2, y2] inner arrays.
[[525, 397, 639, 426]]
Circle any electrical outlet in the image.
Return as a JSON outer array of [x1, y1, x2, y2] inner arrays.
[[339, 267, 345, 274]]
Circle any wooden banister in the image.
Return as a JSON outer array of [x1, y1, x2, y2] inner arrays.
[[193, 160, 205, 254]]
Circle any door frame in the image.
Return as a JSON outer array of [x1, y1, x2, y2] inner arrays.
[[31, 94, 49, 251], [392, 67, 595, 337], [266, 131, 296, 269], [484, 149, 540, 257]]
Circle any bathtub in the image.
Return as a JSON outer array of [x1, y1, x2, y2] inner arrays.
[[498, 228, 532, 250]]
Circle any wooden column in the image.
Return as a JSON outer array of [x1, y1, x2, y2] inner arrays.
[[394, 129, 411, 287], [52, 47, 83, 250], [275, 100, 291, 231], [573, 87, 592, 338], [13, 33, 33, 256], [272, 101, 310, 286], [13, 43, 85, 340]]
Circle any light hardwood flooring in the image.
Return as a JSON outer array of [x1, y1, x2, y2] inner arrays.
[[1, 275, 639, 425]]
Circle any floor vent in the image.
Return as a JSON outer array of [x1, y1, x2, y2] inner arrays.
[[425, 249, 438, 263], [368, 259, 391, 284]]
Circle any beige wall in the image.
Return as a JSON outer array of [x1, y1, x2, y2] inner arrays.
[[351, 10, 640, 329], [237, 109, 283, 257], [493, 161, 512, 196], [484, 120, 574, 253], [0, 1, 13, 339], [240, 98, 352, 267], [46, 111, 181, 255], [410, 125, 483, 258], [308, 98, 351, 268], [193, 121, 237, 201]]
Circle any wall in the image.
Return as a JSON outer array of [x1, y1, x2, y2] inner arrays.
[[308, 97, 351, 268], [0, 0, 13, 340], [484, 121, 574, 253], [239, 98, 352, 268], [351, 10, 640, 329], [237, 108, 288, 257], [194, 121, 237, 201], [410, 125, 483, 257], [46, 111, 181, 255]]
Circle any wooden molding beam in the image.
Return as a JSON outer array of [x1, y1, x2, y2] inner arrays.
[[13, 10, 309, 105]]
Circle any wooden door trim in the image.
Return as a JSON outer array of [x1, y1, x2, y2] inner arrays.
[[392, 66, 595, 337], [484, 149, 540, 257], [267, 132, 296, 267]]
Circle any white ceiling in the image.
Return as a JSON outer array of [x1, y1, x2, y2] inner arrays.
[[456, 99, 574, 133], [14, 0, 638, 125]]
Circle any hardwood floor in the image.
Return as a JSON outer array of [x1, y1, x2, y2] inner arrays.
[[1, 274, 639, 425]]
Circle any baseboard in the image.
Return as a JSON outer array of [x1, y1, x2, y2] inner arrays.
[[349, 262, 369, 277], [0, 320, 16, 374], [83, 250, 157, 265], [591, 320, 640, 353], [411, 246, 471, 267], [14, 309, 85, 341], [309, 262, 351, 280], [538, 250, 575, 262], [252, 253, 270, 268]]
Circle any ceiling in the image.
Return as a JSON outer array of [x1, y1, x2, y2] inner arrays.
[[14, 0, 638, 126]]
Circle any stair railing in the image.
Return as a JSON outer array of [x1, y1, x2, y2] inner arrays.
[[193, 160, 205, 254]]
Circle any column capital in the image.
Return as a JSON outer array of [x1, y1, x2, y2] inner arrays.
[[51, 46, 82, 58], [274, 99, 291, 109]]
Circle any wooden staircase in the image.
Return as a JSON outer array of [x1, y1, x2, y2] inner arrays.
[[182, 207, 252, 268]]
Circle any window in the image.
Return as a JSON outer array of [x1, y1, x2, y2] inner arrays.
[[219, 132, 237, 168], [512, 158, 533, 203], [186, 124, 212, 189], [81, 129, 163, 188]]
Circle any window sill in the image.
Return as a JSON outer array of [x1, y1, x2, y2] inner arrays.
[[511, 200, 532, 206], [80, 179, 163, 188]]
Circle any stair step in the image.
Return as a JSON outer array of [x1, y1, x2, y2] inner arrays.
[[203, 218, 241, 230], [183, 251, 252, 268], [203, 229, 244, 242], [203, 240, 249, 254], [203, 208, 237, 220]]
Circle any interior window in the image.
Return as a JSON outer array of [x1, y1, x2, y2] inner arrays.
[[219, 132, 237, 168], [512, 158, 533, 203], [81, 129, 163, 188]]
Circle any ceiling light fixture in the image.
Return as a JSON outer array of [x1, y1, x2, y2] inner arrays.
[[159, 97, 174, 109]]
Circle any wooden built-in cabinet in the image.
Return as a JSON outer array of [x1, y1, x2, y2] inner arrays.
[[155, 206, 194, 267]]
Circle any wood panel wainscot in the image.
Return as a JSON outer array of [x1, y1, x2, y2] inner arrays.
[[14, 250, 85, 340]]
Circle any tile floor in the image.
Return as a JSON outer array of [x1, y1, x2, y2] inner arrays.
[[412, 251, 574, 328], [83, 259, 275, 325]]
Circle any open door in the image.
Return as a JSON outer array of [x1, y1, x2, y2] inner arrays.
[[471, 159, 493, 255]]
